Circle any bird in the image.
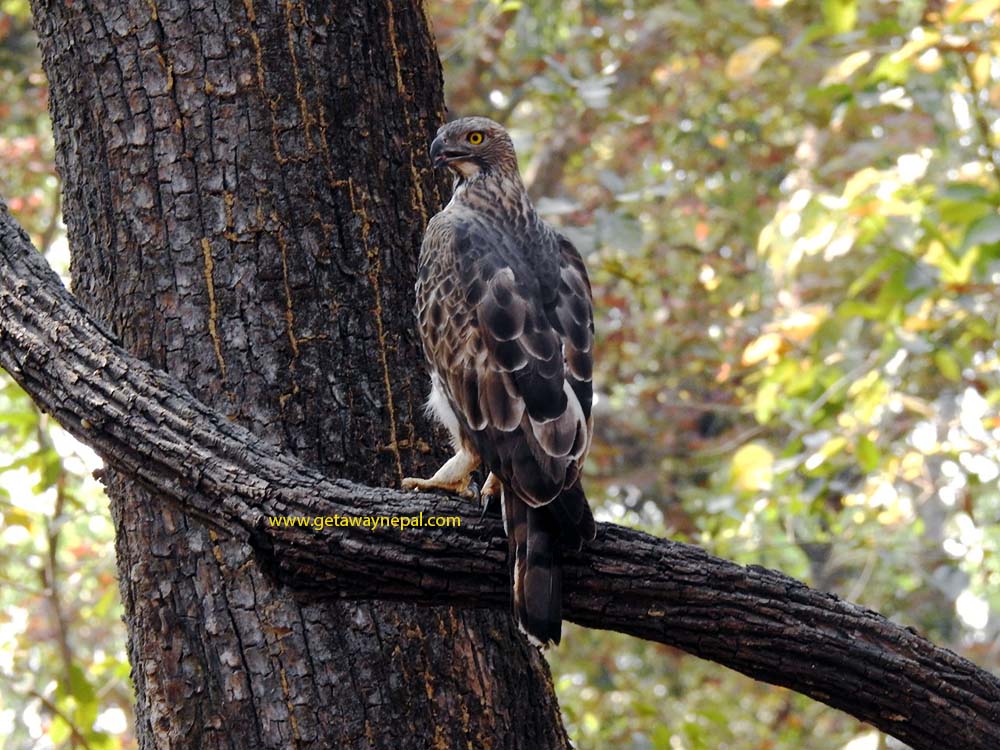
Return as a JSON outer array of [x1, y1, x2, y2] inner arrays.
[[402, 116, 596, 647]]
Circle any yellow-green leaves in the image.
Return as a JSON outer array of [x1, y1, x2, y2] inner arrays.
[[725, 36, 782, 81], [962, 213, 1000, 252], [732, 443, 775, 492], [819, 50, 872, 87], [950, 0, 1000, 23], [822, 0, 858, 33], [856, 435, 881, 473], [742, 332, 784, 366], [934, 349, 964, 382]]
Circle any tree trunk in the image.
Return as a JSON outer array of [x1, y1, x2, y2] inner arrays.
[[29, 1, 568, 747]]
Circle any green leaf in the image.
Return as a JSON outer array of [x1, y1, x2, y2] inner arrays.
[[2, 507, 33, 530], [846, 252, 901, 298], [839, 299, 883, 320], [962, 213, 1000, 252], [939, 197, 991, 227], [725, 36, 782, 81], [934, 349, 962, 382], [32, 448, 63, 493], [48, 713, 71, 745], [819, 50, 872, 87], [805, 436, 848, 474], [949, 0, 1000, 22], [943, 245, 980, 284], [92, 586, 120, 619], [0, 407, 41, 430], [62, 663, 97, 705], [822, 0, 858, 33], [754, 381, 781, 423], [868, 267, 911, 322], [856, 435, 880, 472], [732, 443, 775, 492], [939, 183, 989, 202]]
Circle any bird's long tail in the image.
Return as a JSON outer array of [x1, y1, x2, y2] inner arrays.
[[502, 481, 594, 647]]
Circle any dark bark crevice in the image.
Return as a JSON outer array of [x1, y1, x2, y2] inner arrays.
[[2, 199, 999, 750]]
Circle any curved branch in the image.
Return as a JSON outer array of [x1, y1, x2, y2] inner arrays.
[[1, 198, 998, 750]]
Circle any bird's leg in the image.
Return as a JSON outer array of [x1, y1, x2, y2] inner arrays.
[[402, 447, 479, 499]]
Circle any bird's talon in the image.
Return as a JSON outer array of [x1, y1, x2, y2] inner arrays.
[[479, 492, 502, 521]]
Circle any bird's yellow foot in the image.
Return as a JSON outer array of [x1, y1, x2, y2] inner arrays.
[[402, 475, 476, 499], [402, 447, 479, 499]]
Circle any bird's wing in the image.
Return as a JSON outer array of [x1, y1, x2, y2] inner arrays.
[[417, 214, 594, 518], [549, 233, 595, 455]]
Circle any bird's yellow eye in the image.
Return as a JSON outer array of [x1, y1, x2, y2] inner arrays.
[[467, 131, 484, 145]]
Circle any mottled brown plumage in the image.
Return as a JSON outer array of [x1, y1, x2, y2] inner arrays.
[[402, 116, 596, 646]]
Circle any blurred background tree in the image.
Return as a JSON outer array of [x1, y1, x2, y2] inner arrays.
[[1, 0, 998, 748]]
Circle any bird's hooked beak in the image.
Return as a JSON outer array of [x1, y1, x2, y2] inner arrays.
[[429, 135, 469, 169]]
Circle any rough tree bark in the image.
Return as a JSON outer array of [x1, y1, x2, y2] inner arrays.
[[26, 1, 568, 748], [3, 200, 1000, 750]]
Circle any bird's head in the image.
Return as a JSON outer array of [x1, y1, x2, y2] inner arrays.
[[429, 117, 518, 179]]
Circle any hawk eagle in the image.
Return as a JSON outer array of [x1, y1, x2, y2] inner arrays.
[[403, 116, 596, 646]]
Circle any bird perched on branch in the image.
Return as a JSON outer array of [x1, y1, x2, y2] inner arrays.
[[402, 116, 596, 647]]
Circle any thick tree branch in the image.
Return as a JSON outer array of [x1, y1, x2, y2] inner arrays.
[[1, 199, 998, 750]]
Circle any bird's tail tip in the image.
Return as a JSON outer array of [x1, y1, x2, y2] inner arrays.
[[516, 616, 560, 649], [504, 487, 564, 648]]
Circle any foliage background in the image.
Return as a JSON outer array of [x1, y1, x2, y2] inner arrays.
[[1, 0, 999, 748]]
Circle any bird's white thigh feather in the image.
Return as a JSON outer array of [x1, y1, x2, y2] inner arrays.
[[500, 486, 508, 535], [426, 374, 463, 449], [563, 380, 589, 461]]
